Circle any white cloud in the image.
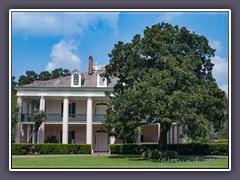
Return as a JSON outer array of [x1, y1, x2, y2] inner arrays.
[[12, 12, 119, 37], [220, 84, 228, 94], [45, 40, 81, 72], [211, 56, 228, 85], [158, 12, 182, 22], [209, 40, 222, 52]]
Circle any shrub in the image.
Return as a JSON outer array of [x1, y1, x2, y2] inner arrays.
[[162, 150, 179, 159], [168, 143, 228, 156], [142, 149, 162, 160], [110, 143, 228, 156], [12, 144, 91, 155], [12, 143, 32, 155]]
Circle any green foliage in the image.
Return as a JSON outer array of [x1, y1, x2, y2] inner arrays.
[[142, 149, 162, 160], [37, 71, 51, 80], [103, 22, 228, 151], [17, 68, 70, 86], [168, 143, 228, 156], [50, 68, 70, 79], [11, 76, 19, 143], [217, 119, 229, 139], [162, 150, 179, 159], [110, 143, 228, 156], [32, 110, 46, 132], [12, 144, 32, 155], [12, 144, 91, 155]]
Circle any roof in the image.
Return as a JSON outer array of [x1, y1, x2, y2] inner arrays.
[[18, 72, 118, 88]]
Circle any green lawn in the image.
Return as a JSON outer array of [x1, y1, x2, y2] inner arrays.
[[12, 155, 228, 169]]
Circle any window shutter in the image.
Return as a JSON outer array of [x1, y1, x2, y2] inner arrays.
[[61, 103, 63, 117], [72, 103, 76, 114]]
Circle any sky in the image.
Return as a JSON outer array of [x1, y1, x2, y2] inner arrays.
[[11, 10, 229, 93]]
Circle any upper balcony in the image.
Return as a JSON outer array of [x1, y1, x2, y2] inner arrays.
[[21, 113, 106, 123]]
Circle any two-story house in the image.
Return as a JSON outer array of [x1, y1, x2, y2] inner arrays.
[[15, 56, 186, 153]]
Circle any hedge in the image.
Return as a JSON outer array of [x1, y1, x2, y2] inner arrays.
[[12, 144, 91, 155], [110, 143, 228, 156]]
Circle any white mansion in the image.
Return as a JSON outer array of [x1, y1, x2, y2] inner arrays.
[[15, 56, 186, 152]]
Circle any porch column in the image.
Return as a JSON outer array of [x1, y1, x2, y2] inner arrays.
[[86, 97, 93, 148], [169, 126, 173, 144], [167, 130, 169, 144], [136, 126, 141, 143], [110, 136, 116, 144], [157, 123, 160, 141], [16, 96, 22, 143], [28, 102, 33, 114], [174, 125, 177, 144], [62, 97, 69, 144], [27, 125, 32, 143], [38, 96, 46, 143]]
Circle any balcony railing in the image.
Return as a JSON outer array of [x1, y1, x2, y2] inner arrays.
[[21, 114, 106, 123], [93, 114, 106, 122], [21, 114, 32, 122]]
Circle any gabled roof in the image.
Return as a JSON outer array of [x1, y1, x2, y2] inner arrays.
[[18, 72, 118, 88]]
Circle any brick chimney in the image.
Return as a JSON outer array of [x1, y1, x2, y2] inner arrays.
[[88, 56, 93, 75]]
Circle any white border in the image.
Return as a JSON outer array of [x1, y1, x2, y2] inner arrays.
[[9, 9, 231, 172]]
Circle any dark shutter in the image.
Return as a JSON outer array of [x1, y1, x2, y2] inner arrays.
[[71, 103, 76, 118], [72, 103, 76, 114], [61, 103, 63, 117]]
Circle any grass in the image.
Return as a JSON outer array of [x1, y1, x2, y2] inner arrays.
[[12, 155, 228, 169]]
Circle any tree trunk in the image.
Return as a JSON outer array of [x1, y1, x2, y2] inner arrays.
[[158, 124, 170, 151]]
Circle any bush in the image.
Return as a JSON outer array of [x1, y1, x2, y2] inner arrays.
[[12, 143, 32, 155], [162, 150, 179, 159], [142, 149, 162, 159], [168, 143, 228, 156], [110, 143, 228, 156], [12, 144, 91, 155]]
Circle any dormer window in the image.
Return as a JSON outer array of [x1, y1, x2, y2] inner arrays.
[[97, 74, 107, 87], [73, 73, 79, 85], [71, 69, 82, 87]]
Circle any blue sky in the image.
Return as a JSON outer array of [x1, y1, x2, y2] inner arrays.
[[11, 10, 229, 93]]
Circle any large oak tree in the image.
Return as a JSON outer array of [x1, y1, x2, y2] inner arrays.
[[102, 23, 228, 151]]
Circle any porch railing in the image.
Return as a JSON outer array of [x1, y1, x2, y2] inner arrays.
[[21, 114, 32, 122], [21, 114, 106, 123], [93, 114, 106, 122]]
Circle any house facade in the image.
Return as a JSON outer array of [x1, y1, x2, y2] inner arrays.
[[15, 56, 187, 153]]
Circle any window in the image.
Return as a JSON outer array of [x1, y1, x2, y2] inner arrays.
[[97, 74, 107, 87], [99, 77, 105, 86], [71, 71, 82, 87], [73, 73, 79, 85]]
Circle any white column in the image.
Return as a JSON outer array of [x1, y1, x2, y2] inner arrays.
[[86, 97, 93, 148], [136, 126, 141, 143], [110, 136, 116, 144], [170, 126, 173, 144], [32, 126, 36, 144], [27, 125, 32, 143], [157, 123, 160, 141], [22, 99, 28, 114], [28, 102, 33, 114], [174, 125, 178, 144], [15, 97, 23, 143], [167, 130, 169, 144], [38, 96, 46, 143], [62, 97, 69, 144]]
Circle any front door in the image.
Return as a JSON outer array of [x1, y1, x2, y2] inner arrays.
[[96, 133, 108, 152]]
